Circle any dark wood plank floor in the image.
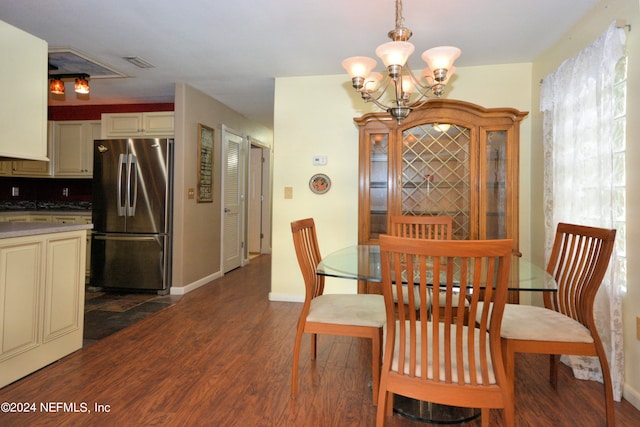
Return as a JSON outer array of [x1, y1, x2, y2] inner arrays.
[[0, 254, 638, 426]]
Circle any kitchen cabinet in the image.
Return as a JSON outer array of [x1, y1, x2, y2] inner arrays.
[[356, 99, 527, 297], [3, 215, 29, 222], [101, 112, 174, 138], [0, 228, 86, 388], [52, 215, 92, 281], [29, 215, 52, 223], [2, 122, 54, 177], [0, 21, 48, 161], [53, 121, 101, 177]]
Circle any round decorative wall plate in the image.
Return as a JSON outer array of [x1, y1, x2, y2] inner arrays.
[[309, 173, 331, 194]]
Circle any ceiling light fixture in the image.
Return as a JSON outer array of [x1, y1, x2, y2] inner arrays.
[[342, 0, 461, 124], [48, 73, 91, 95], [74, 76, 90, 94], [49, 78, 65, 95]]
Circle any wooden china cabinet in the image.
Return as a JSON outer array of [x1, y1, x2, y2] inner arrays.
[[356, 99, 528, 298]]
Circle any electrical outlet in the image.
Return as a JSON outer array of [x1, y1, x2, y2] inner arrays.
[[62, 187, 69, 197], [284, 186, 293, 199], [11, 187, 19, 197]]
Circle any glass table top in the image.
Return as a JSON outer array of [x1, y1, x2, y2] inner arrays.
[[317, 244, 557, 292]]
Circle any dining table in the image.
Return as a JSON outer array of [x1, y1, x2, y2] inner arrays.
[[316, 244, 557, 424]]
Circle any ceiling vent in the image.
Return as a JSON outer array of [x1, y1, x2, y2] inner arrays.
[[123, 56, 155, 69]]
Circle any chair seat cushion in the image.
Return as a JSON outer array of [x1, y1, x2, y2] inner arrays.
[[477, 302, 594, 343], [438, 291, 469, 307], [392, 286, 432, 308], [388, 320, 496, 384], [308, 294, 386, 327]]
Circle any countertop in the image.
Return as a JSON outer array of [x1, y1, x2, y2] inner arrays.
[[0, 222, 93, 239], [0, 210, 91, 216]]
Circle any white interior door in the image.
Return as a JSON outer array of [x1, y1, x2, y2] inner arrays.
[[222, 126, 245, 273]]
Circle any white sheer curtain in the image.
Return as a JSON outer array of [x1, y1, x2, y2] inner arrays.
[[541, 22, 626, 401]]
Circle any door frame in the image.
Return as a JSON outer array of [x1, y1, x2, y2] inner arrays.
[[248, 137, 272, 256]]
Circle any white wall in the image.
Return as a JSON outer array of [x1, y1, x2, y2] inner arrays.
[[270, 64, 531, 301]]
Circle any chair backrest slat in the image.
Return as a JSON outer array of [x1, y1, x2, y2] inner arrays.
[[544, 223, 616, 330], [291, 218, 324, 300], [380, 236, 512, 388], [390, 215, 453, 240]]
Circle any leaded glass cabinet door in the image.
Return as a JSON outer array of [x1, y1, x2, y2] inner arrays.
[[401, 123, 472, 240]]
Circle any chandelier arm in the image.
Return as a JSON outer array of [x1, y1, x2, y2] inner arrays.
[[364, 84, 398, 111]]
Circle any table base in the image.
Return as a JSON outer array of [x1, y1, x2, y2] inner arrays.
[[393, 395, 481, 424]]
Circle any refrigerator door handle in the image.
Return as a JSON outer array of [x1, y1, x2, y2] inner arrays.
[[128, 153, 138, 216], [117, 153, 127, 216], [93, 234, 159, 242]]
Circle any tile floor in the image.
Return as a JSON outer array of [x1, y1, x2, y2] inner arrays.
[[83, 290, 181, 347]]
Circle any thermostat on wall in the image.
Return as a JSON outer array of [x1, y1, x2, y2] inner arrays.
[[312, 155, 327, 166]]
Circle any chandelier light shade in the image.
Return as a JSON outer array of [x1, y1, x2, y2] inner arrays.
[[342, 0, 461, 123], [49, 78, 65, 95]]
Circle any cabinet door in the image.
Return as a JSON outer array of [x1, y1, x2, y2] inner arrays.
[[4, 215, 29, 222], [102, 112, 174, 137], [29, 215, 52, 223], [142, 112, 174, 136], [102, 113, 142, 137], [0, 21, 48, 161], [0, 239, 42, 359], [42, 234, 84, 342], [53, 121, 99, 177], [11, 121, 53, 177], [0, 161, 11, 176]]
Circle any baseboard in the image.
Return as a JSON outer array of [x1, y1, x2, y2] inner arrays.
[[623, 382, 640, 411], [268, 292, 304, 303], [170, 271, 222, 295]]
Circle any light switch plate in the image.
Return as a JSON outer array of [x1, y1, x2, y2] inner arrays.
[[284, 186, 293, 199]]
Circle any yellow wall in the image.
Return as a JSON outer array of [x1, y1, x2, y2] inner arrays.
[[171, 83, 272, 293], [530, 0, 640, 409], [270, 64, 531, 300], [271, 0, 639, 408]]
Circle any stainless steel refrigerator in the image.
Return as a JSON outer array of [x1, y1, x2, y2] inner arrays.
[[90, 138, 173, 293]]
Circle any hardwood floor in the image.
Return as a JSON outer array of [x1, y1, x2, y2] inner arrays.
[[1, 254, 638, 426]]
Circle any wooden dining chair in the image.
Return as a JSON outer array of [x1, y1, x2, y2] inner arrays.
[[290, 218, 386, 404], [389, 214, 453, 240], [377, 235, 514, 427], [389, 215, 469, 322], [496, 223, 617, 427]]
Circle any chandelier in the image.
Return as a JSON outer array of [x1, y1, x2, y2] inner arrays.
[[342, 0, 461, 124]]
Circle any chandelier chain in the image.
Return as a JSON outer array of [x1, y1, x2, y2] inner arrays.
[[395, 0, 403, 29]]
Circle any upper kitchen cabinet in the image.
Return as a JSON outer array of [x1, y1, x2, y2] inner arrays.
[[53, 121, 101, 177], [0, 21, 48, 161], [356, 99, 528, 255], [9, 122, 53, 177], [101, 112, 174, 138]]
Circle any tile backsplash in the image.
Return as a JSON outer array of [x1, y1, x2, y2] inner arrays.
[[0, 177, 91, 210]]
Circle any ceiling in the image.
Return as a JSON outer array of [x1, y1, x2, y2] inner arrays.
[[0, 0, 599, 128]]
